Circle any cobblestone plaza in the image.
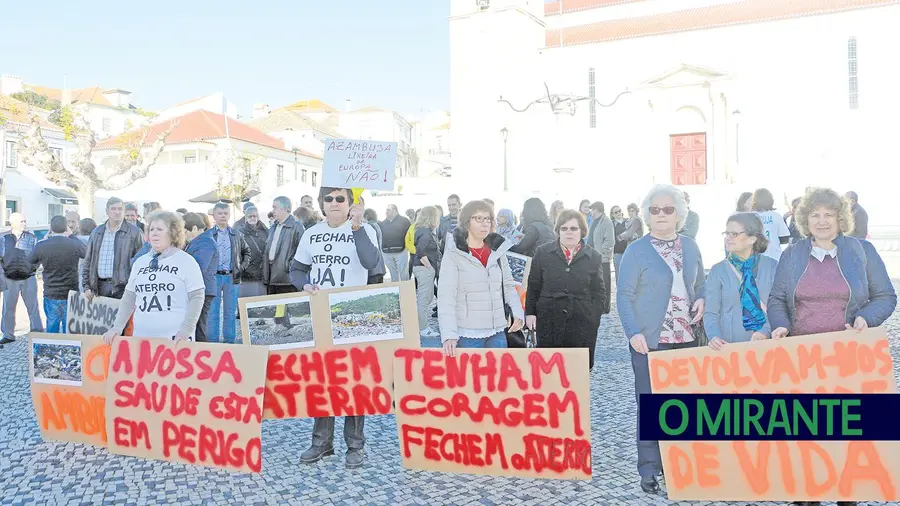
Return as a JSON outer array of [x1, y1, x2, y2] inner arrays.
[[2, 283, 900, 506]]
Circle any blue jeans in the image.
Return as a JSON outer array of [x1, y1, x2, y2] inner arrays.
[[207, 274, 238, 343], [43, 298, 68, 334], [456, 331, 508, 349]]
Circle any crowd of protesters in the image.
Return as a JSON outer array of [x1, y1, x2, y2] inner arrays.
[[0, 183, 891, 502]]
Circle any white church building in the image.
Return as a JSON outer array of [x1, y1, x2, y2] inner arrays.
[[450, 0, 900, 253]]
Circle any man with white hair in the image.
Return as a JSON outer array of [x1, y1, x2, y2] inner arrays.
[[0, 213, 43, 344]]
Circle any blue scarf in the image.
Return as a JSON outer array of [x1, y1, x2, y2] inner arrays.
[[727, 253, 767, 332]]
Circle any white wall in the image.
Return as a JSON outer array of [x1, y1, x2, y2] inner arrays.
[[78, 104, 148, 139]]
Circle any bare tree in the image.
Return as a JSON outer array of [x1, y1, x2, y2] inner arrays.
[[16, 116, 176, 218]]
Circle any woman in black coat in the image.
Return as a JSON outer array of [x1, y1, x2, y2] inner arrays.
[[238, 206, 269, 298], [509, 197, 555, 257], [525, 209, 606, 370]]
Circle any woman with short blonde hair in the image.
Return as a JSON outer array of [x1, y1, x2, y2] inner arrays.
[[412, 206, 442, 336], [103, 211, 206, 343]]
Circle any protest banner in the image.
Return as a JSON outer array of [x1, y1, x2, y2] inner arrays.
[[393, 348, 592, 480], [105, 338, 268, 473], [29, 332, 110, 447], [66, 290, 133, 336], [321, 138, 398, 191], [239, 281, 420, 419], [649, 328, 900, 502]]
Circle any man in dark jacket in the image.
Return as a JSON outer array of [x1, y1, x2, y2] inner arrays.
[[205, 202, 251, 344], [0, 212, 43, 343], [184, 212, 218, 342], [379, 204, 411, 281], [263, 197, 304, 328], [82, 197, 144, 301], [30, 216, 87, 333], [846, 191, 869, 239], [437, 194, 462, 252]]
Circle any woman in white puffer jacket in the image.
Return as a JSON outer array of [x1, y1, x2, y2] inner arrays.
[[438, 200, 525, 357]]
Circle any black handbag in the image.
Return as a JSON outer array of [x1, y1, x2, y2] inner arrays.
[[498, 258, 527, 348]]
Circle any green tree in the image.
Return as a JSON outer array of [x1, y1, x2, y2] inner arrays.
[[10, 91, 60, 112]]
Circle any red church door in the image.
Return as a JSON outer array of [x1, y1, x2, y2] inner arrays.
[[670, 133, 707, 185]]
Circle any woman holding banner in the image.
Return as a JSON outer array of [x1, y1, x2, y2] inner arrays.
[[103, 211, 206, 343], [616, 185, 706, 495], [290, 186, 380, 470], [438, 200, 524, 357], [704, 212, 776, 349], [767, 190, 894, 506]]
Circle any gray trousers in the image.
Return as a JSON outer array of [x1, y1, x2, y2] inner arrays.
[[383, 251, 409, 282], [631, 340, 697, 477], [312, 416, 365, 450], [2, 277, 43, 339], [413, 266, 435, 330]]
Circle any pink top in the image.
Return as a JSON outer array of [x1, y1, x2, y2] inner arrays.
[[792, 255, 850, 336]]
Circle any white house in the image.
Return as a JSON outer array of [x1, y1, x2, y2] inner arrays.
[[410, 109, 451, 178], [91, 109, 323, 214], [0, 95, 80, 229], [153, 92, 238, 123], [0, 74, 150, 140], [247, 105, 343, 160], [450, 0, 900, 259]]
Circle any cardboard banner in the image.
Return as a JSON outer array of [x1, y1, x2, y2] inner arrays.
[[29, 333, 110, 447], [66, 290, 133, 336], [393, 348, 592, 480], [239, 281, 420, 419], [104, 338, 269, 473], [649, 328, 900, 502], [321, 138, 398, 191]]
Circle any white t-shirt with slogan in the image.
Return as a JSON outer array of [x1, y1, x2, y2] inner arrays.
[[756, 210, 791, 261], [293, 220, 377, 290], [126, 248, 206, 339]]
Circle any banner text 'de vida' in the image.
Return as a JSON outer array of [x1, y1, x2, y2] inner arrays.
[[105, 338, 268, 473], [393, 348, 592, 480], [36, 337, 110, 446], [263, 345, 392, 419], [648, 328, 900, 502]]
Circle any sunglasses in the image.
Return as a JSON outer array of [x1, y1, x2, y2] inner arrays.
[[323, 195, 347, 203], [649, 206, 676, 216], [559, 226, 580, 232]]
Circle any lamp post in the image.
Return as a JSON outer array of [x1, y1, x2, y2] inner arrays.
[[500, 127, 508, 192]]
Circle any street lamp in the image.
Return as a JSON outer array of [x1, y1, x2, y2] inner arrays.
[[500, 127, 508, 192]]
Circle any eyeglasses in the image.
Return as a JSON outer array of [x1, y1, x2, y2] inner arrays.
[[649, 206, 676, 216], [470, 216, 493, 224], [559, 226, 580, 232], [722, 231, 747, 238], [612, 210, 622, 214], [323, 195, 347, 203]]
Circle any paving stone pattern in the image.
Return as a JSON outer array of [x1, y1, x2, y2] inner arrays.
[[2, 281, 900, 505]]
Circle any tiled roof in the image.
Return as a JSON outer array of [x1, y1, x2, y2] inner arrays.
[[545, 0, 898, 47], [544, 0, 643, 16], [0, 95, 60, 131], [283, 99, 338, 113], [25, 84, 116, 107], [247, 109, 342, 137], [94, 109, 321, 158]]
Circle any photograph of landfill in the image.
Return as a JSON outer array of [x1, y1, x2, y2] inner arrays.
[[329, 286, 403, 345], [32, 339, 83, 386], [245, 297, 315, 350]]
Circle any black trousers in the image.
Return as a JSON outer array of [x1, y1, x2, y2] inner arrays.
[[631, 340, 698, 477], [195, 295, 215, 342], [98, 279, 125, 299], [601, 262, 611, 314]]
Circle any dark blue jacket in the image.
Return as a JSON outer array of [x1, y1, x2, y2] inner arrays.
[[767, 235, 896, 333]]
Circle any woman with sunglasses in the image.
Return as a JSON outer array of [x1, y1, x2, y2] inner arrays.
[[102, 211, 206, 344], [704, 213, 776, 351], [438, 200, 524, 358], [525, 209, 605, 370], [289, 186, 380, 470], [616, 185, 706, 495]]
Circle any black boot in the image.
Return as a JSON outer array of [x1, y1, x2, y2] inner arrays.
[[640, 475, 660, 494]]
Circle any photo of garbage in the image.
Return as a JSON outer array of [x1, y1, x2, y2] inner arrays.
[[245, 297, 315, 350], [329, 286, 403, 345], [32, 339, 83, 386]]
